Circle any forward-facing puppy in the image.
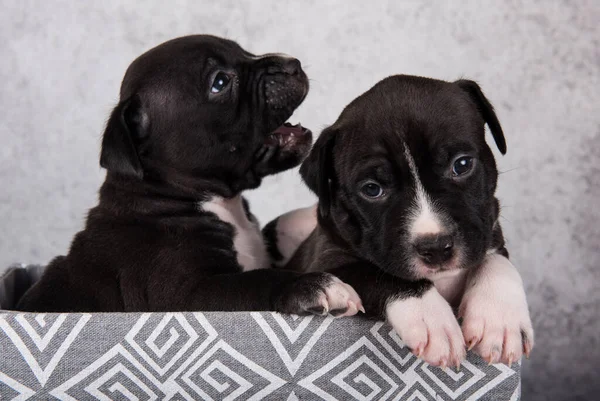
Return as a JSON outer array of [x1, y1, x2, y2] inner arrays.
[[16, 35, 361, 315], [266, 75, 534, 368]]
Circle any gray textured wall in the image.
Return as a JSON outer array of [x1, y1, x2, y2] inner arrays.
[[1, 1, 598, 399]]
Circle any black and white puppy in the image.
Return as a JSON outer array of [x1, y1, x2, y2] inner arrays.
[[265, 75, 534, 368], [16, 35, 361, 315]]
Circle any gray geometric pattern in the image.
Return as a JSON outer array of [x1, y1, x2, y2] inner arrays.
[[0, 267, 521, 400]]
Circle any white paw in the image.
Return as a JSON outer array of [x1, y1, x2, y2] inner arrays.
[[459, 253, 534, 366], [317, 277, 365, 317], [386, 287, 465, 368]]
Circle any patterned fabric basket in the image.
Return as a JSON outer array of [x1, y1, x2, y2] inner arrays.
[[0, 265, 521, 400]]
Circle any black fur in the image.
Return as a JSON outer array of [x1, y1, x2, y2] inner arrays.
[[286, 75, 508, 317], [15, 35, 337, 313], [263, 218, 285, 264]]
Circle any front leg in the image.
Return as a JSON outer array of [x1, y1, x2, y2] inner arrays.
[[150, 269, 362, 318], [327, 264, 466, 368], [459, 252, 535, 365]]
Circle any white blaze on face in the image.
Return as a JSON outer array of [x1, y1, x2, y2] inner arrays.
[[403, 143, 442, 238]]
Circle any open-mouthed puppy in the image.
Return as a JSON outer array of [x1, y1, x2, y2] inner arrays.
[[264, 75, 534, 368], [16, 35, 361, 316]]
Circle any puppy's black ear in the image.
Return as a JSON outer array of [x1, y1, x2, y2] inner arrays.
[[455, 79, 507, 154], [300, 128, 337, 218], [100, 95, 148, 178]]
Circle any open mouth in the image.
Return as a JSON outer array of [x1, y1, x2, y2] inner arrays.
[[255, 122, 312, 162]]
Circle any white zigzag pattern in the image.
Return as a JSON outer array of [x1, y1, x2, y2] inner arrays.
[[0, 371, 36, 401], [0, 314, 90, 386], [0, 312, 520, 400], [34, 314, 46, 328], [50, 314, 217, 401], [370, 322, 415, 366], [149, 313, 219, 400], [14, 314, 66, 352], [49, 345, 161, 401], [373, 321, 517, 400], [299, 325, 518, 401], [421, 360, 484, 399], [251, 312, 334, 375], [48, 313, 285, 401], [403, 388, 430, 401], [190, 360, 251, 400], [464, 361, 519, 401], [270, 313, 313, 343], [181, 339, 286, 401], [125, 313, 202, 377], [84, 362, 159, 401], [331, 354, 398, 401], [298, 336, 407, 400]]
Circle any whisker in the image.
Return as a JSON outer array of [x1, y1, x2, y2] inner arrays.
[[498, 167, 520, 175], [499, 215, 511, 224]]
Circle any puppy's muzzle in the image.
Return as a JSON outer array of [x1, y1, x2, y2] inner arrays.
[[413, 233, 455, 267], [262, 57, 308, 113]]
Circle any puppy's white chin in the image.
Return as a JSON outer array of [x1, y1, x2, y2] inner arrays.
[[412, 255, 463, 280], [409, 257, 469, 306]]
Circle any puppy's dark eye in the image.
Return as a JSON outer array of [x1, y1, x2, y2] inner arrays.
[[211, 72, 230, 94], [452, 156, 474, 176], [360, 181, 384, 198]]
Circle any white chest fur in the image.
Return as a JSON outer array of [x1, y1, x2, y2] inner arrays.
[[201, 195, 269, 271], [430, 269, 468, 307]]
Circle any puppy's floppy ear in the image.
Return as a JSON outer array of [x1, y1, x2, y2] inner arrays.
[[100, 95, 148, 178], [455, 79, 507, 154], [300, 128, 337, 218]]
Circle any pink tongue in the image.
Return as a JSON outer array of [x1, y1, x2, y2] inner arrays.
[[273, 122, 305, 137]]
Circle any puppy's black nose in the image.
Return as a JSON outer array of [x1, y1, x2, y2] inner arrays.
[[414, 234, 454, 265], [281, 58, 301, 75]]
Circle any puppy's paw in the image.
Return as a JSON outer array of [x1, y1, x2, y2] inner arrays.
[[459, 254, 534, 366], [275, 273, 364, 317], [387, 287, 465, 368]]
